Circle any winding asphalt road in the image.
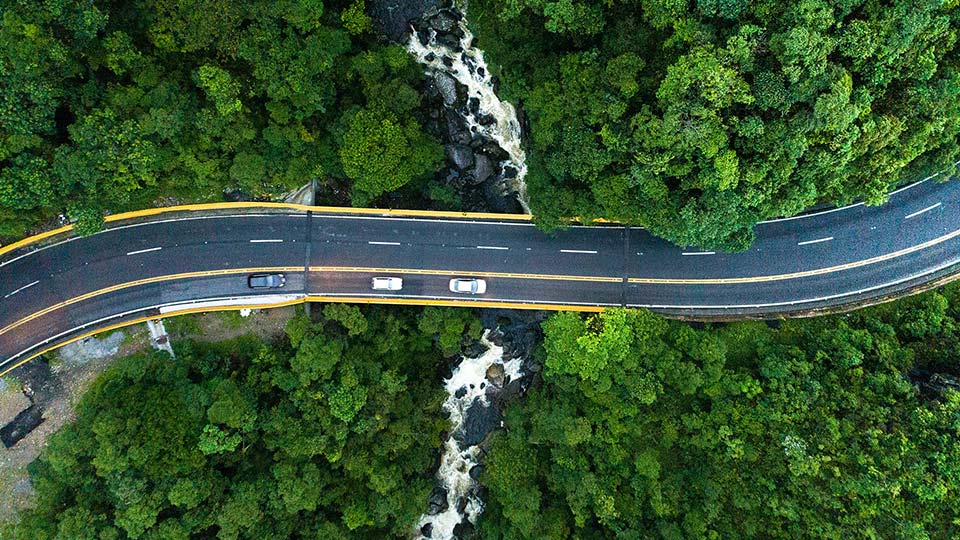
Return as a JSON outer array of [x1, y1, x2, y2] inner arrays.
[[1, 175, 959, 374]]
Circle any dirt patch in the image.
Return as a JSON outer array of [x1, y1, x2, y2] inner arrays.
[[0, 306, 297, 524]]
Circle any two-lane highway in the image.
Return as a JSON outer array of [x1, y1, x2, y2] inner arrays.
[[1, 173, 959, 374]]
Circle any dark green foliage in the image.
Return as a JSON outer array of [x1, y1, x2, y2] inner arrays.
[[4, 306, 482, 539], [473, 0, 960, 248], [481, 289, 960, 539], [0, 0, 440, 240]]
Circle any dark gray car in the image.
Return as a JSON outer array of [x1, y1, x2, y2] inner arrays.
[[247, 273, 285, 289]]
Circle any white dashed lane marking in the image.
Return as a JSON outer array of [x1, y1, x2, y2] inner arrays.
[[126, 247, 163, 256], [905, 203, 942, 220], [797, 237, 834, 246], [4, 280, 38, 299]]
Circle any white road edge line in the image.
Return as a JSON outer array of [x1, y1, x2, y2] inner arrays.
[[560, 249, 598, 254], [250, 239, 284, 243], [629, 256, 960, 310], [682, 251, 716, 256], [1, 294, 308, 367], [3, 280, 39, 299], [797, 236, 834, 246], [368, 241, 401, 246], [904, 202, 942, 220], [477, 246, 509, 250], [126, 246, 162, 256]]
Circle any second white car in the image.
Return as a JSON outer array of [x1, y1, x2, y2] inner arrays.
[[449, 278, 486, 294]]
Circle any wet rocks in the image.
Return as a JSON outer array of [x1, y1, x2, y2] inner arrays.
[[435, 73, 458, 106], [430, 11, 458, 32], [428, 486, 449, 515], [446, 144, 475, 170], [485, 363, 505, 386], [456, 398, 499, 447], [469, 155, 494, 185], [369, 0, 441, 42], [421, 522, 434, 537]]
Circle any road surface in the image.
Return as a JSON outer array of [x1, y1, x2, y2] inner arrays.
[[1, 175, 958, 373]]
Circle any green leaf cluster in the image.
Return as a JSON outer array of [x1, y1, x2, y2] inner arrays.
[[0, 0, 441, 240], [472, 0, 960, 249], [482, 286, 960, 539], [4, 305, 482, 539]]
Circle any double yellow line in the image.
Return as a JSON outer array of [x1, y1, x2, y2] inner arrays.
[[0, 267, 302, 338], [629, 226, 960, 285], [0, 266, 614, 340], [309, 266, 621, 282]]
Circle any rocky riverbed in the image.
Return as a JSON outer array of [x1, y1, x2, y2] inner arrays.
[[414, 311, 546, 540], [371, 0, 531, 214]]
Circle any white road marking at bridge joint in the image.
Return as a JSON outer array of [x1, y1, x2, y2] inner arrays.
[[126, 246, 162, 256], [250, 239, 284, 243], [560, 249, 598, 254], [368, 241, 401, 246], [477, 246, 508, 250], [904, 202, 942, 220], [3, 280, 39, 299], [797, 236, 834, 246], [682, 251, 715, 256]]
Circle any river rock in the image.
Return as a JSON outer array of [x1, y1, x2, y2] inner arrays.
[[446, 144, 474, 170], [476, 113, 496, 126], [456, 397, 499, 447], [475, 140, 508, 161], [430, 12, 457, 32], [421, 522, 434, 537], [437, 32, 461, 50], [469, 464, 484, 481], [369, 0, 441, 42], [467, 97, 481, 116], [427, 486, 448, 515], [472, 154, 494, 184], [453, 521, 476, 539], [485, 363, 505, 386], [435, 73, 458, 106]]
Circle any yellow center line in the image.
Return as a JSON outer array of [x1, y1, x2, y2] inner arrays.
[[630, 226, 960, 285], [308, 266, 621, 283], [0, 267, 301, 338], [5, 224, 960, 341]]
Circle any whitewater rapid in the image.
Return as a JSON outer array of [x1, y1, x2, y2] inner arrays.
[[415, 331, 524, 539], [407, 20, 531, 213]]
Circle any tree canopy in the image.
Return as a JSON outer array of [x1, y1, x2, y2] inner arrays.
[[472, 0, 960, 248], [481, 288, 960, 539], [0, 0, 442, 238], [3, 306, 483, 539]]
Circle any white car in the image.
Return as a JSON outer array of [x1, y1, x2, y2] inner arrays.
[[371, 276, 403, 291], [449, 278, 486, 294]]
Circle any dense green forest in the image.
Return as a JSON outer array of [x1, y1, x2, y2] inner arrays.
[[0, 0, 440, 238], [2, 305, 481, 539], [6, 291, 960, 539], [482, 290, 960, 539], [472, 0, 960, 248]]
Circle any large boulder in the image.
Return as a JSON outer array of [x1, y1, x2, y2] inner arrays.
[[446, 144, 475, 170], [368, 0, 440, 42], [469, 154, 494, 185], [427, 486, 448, 515], [435, 73, 458, 107], [455, 397, 499, 447]]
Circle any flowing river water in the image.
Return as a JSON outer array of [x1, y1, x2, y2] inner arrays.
[[407, 16, 531, 213], [414, 331, 524, 539]]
